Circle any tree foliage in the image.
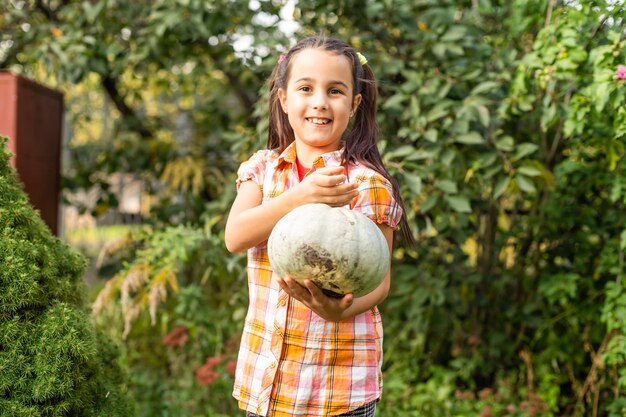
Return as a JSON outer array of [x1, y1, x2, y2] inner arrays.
[[2, 0, 626, 416], [0, 137, 133, 416]]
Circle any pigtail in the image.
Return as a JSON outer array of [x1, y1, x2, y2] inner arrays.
[[267, 60, 294, 152], [344, 64, 379, 162], [344, 61, 416, 247]]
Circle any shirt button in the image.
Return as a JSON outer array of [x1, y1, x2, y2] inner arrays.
[[275, 329, 282, 336], [278, 298, 286, 307], [269, 362, 276, 369]]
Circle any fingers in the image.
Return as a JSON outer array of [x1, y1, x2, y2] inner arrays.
[[314, 166, 346, 176], [314, 173, 351, 187], [340, 293, 354, 309], [303, 279, 353, 307], [280, 277, 310, 301], [302, 279, 322, 296], [298, 169, 359, 206], [279, 278, 353, 321], [310, 166, 350, 187], [324, 188, 359, 207], [309, 172, 359, 195]]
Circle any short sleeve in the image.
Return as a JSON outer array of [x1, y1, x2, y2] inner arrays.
[[351, 174, 403, 229], [236, 150, 272, 190]]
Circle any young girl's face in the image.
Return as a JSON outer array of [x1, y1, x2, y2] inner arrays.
[[278, 48, 361, 157]]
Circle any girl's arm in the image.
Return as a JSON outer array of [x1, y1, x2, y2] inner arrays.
[[277, 223, 394, 321], [225, 166, 359, 253]]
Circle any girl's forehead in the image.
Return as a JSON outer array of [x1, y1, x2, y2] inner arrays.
[[288, 48, 353, 83]]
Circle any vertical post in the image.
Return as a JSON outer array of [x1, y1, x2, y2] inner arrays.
[[0, 71, 64, 235]]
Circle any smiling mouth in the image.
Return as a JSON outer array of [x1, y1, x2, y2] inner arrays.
[[306, 117, 331, 125]]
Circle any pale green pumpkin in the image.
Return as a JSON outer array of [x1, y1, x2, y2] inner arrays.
[[268, 203, 389, 297]]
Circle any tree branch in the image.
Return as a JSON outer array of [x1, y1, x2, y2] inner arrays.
[[544, 0, 556, 28], [202, 44, 256, 113], [34, 0, 60, 22], [101, 75, 153, 139], [576, 328, 619, 408], [582, 9, 621, 52]]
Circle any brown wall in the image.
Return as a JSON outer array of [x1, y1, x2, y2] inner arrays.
[[0, 71, 64, 235]]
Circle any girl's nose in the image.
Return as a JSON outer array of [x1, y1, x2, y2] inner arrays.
[[311, 92, 328, 110]]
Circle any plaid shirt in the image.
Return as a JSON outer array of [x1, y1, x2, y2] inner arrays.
[[232, 143, 402, 416]]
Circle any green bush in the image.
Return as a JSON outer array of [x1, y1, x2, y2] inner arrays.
[[91, 222, 247, 417], [0, 137, 133, 417]]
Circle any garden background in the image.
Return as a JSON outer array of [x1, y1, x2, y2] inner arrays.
[[1, 0, 626, 416]]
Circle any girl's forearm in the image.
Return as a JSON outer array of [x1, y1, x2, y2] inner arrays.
[[225, 188, 298, 253]]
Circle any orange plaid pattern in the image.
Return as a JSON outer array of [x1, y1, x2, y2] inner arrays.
[[232, 143, 402, 416]]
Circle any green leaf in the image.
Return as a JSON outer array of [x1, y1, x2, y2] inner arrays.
[[441, 26, 467, 42], [493, 177, 510, 199], [484, 165, 503, 179], [515, 174, 536, 193], [517, 166, 542, 177], [441, 149, 456, 166], [446, 44, 465, 56], [512, 143, 539, 161], [423, 129, 438, 143], [84, 1, 105, 22], [425, 102, 450, 123], [471, 81, 501, 96], [404, 173, 422, 195], [420, 193, 438, 213], [496, 136, 514, 151], [593, 82, 611, 113], [403, 149, 439, 161], [432, 43, 446, 58], [455, 132, 485, 145], [383, 94, 407, 110], [445, 195, 472, 213], [540, 103, 557, 131], [435, 179, 458, 194], [476, 104, 490, 127], [387, 145, 416, 159]]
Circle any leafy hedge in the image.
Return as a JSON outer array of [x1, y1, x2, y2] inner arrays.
[[0, 137, 133, 417]]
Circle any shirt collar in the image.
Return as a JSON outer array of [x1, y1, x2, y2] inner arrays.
[[276, 142, 344, 170]]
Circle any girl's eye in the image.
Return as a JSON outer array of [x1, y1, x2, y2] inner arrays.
[[299, 86, 311, 92], [330, 88, 343, 95]]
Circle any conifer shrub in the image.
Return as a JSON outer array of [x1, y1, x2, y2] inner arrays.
[[0, 137, 134, 417]]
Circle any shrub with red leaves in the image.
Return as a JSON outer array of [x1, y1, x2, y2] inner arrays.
[[162, 326, 189, 347], [195, 356, 221, 385]]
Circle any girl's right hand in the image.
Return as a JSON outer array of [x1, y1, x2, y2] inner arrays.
[[294, 166, 360, 207]]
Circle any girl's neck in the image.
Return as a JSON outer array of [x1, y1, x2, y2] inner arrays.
[[294, 141, 341, 167]]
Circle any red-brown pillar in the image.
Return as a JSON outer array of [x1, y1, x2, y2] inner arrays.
[[0, 71, 64, 235]]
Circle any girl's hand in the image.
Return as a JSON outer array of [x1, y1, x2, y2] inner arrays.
[[293, 166, 359, 207], [277, 276, 354, 322]]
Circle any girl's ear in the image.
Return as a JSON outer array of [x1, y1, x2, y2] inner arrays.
[[352, 94, 362, 114], [278, 88, 288, 113]]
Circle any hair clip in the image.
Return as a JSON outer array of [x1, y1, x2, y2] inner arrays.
[[278, 54, 286, 64], [356, 52, 368, 66]]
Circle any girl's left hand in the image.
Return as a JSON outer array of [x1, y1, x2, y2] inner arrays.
[[277, 277, 353, 322]]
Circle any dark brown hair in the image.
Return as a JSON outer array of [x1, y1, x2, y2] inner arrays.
[[266, 35, 413, 245]]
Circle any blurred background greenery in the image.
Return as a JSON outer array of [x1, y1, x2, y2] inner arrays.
[[2, 0, 626, 416]]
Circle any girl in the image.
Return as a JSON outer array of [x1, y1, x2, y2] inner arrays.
[[225, 35, 411, 417]]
